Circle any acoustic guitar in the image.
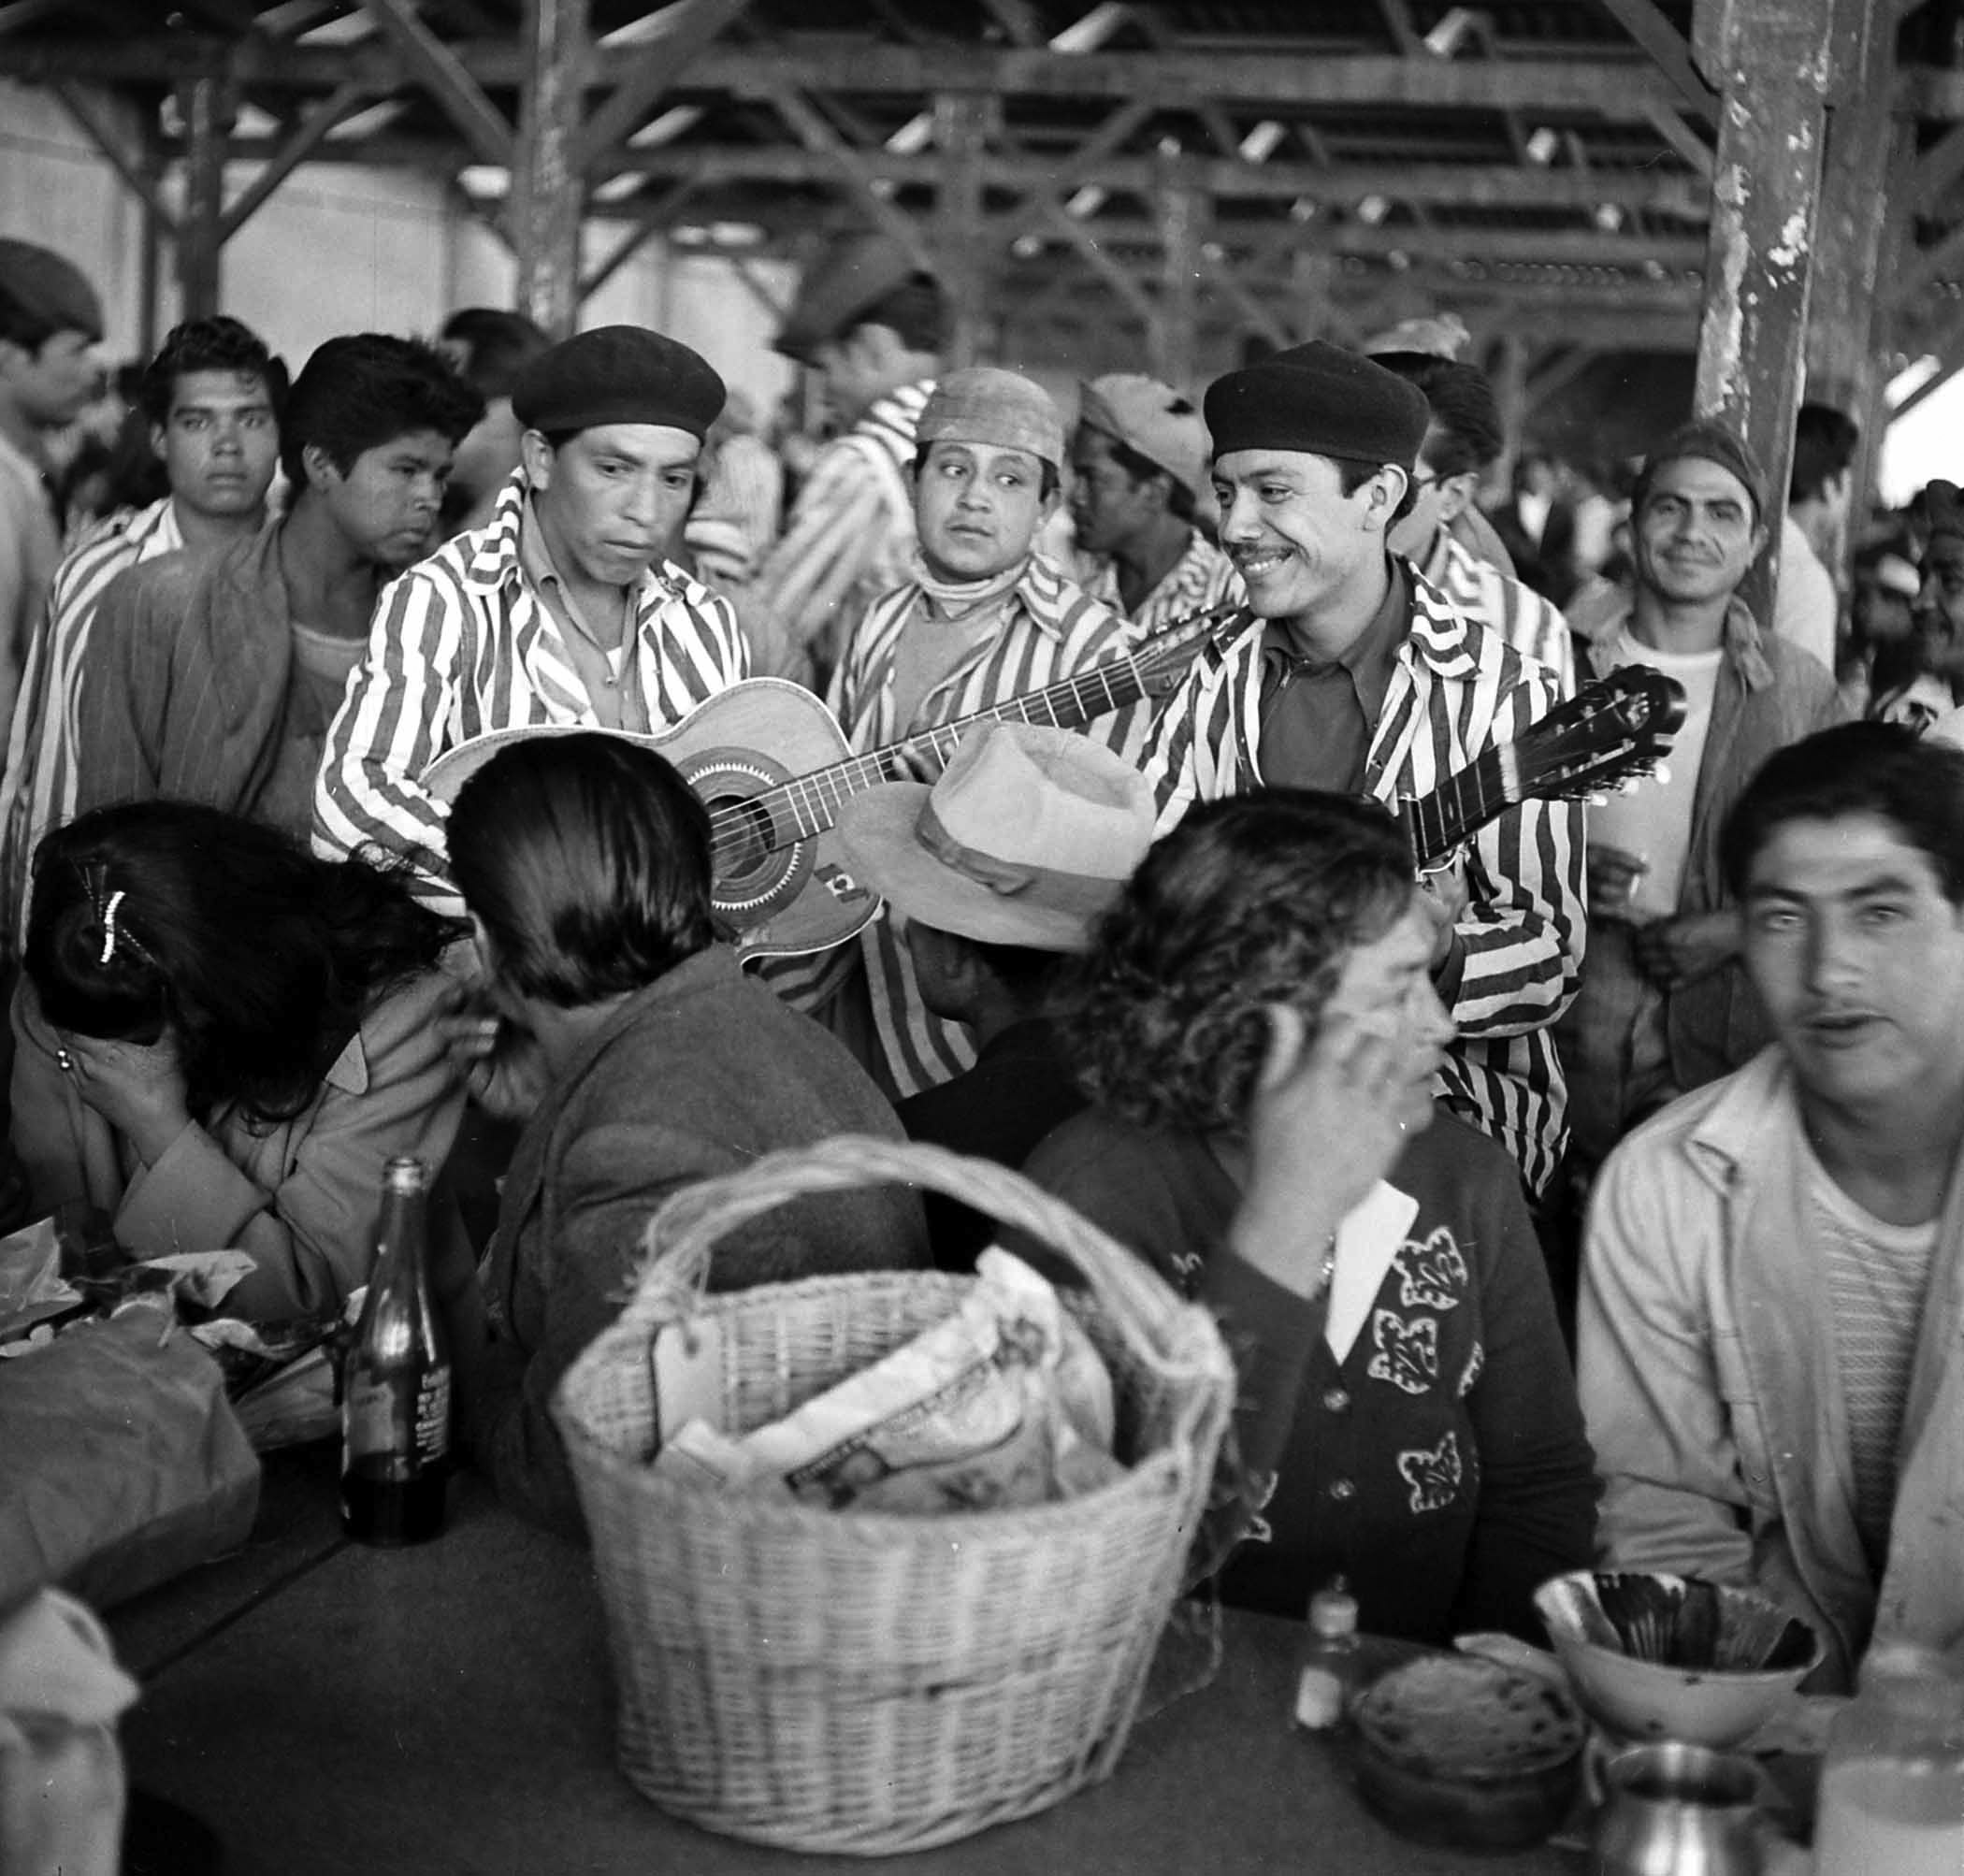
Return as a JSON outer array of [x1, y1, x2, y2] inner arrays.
[[425, 625, 1684, 960], [422, 601, 1246, 959]]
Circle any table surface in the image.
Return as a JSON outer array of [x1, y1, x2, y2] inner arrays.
[[108, 1455, 1581, 1875]]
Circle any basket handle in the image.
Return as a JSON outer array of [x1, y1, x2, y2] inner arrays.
[[622, 1133, 1203, 1366]]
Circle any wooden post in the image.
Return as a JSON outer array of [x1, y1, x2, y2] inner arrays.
[[1492, 333, 1528, 499], [174, 65, 236, 321], [137, 144, 164, 357], [1691, 0, 1839, 625], [512, 0, 587, 338], [934, 92, 992, 371], [1154, 167, 1204, 388]]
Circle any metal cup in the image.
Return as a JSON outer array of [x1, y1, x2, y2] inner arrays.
[[1592, 1740, 1764, 1876]]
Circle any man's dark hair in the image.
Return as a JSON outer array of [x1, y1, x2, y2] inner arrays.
[[440, 307, 549, 400], [856, 275, 947, 355], [448, 733, 715, 1006], [1368, 353, 1503, 479], [139, 316, 288, 428], [1336, 458, 1419, 526], [279, 333, 484, 488], [1721, 721, 1964, 905], [1788, 402, 1860, 507]]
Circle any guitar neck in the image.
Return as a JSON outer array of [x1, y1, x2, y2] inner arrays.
[[767, 655, 1153, 842], [1401, 745, 1510, 870]]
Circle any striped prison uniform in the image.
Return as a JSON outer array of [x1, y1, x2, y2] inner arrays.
[[313, 475, 748, 916], [1075, 527, 1246, 636], [739, 380, 931, 686], [774, 555, 1147, 1102], [0, 498, 185, 950], [1139, 569, 1584, 1198], [1420, 528, 1577, 695]]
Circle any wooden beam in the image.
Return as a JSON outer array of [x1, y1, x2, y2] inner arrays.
[[512, 0, 586, 336], [356, 0, 509, 168], [1642, 104, 1714, 179], [51, 80, 179, 233], [934, 90, 993, 369], [577, 179, 700, 301], [576, 0, 752, 177], [1036, 196, 1161, 330], [176, 65, 236, 319], [1524, 345, 1600, 411], [218, 79, 370, 241], [1694, 0, 1837, 626], [1030, 219, 1710, 270], [1913, 123, 1964, 213], [1594, 0, 1721, 113], [764, 84, 941, 277]]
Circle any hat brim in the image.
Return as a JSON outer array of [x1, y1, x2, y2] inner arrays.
[[837, 787, 1110, 953], [421, 724, 661, 804]]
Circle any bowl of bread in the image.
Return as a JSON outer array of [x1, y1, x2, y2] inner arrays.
[[1346, 1652, 1586, 1850]]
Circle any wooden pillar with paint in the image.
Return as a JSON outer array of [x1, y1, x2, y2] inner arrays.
[[513, 0, 588, 339], [1154, 166, 1204, 389], [174, 64, 236, 322], [1690, 0, 1840, 625], [934, 92, 994, 373]]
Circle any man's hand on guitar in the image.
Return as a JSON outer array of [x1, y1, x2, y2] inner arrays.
[[889, 740, 947, 786]]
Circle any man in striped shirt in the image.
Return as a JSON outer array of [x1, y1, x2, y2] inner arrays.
[[1139, 341, 1583, 1202], [1373, 351, 1575, 693], [738, 233, 945, 688], [783, 367, 1146, 1101], [314, 327, 748, 916], [1067, 372, 1242, 632], [1581, 725, 1964, 1683], [0, 316, 285, 951]]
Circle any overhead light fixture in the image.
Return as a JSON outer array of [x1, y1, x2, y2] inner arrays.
[[1290, 197, 1319, 223], [1239, 121, 1284, 164], [592, 174, 643, 204], [1423, 7, 1479, 56], [1358, 195, 1389, 224], [1595, 203, 1625, 232], [1012, 234, 1044, 258], [1066, 185, 1107, 217], [629, 107, 703, 150], [458, 166, 512, 199], [1157, 136, 1182, 158], [1525, 126, 1560, 166], [1050, 3, 1129, 55]]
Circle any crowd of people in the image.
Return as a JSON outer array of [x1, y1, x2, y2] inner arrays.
[[4, 220, 1963, 1689]]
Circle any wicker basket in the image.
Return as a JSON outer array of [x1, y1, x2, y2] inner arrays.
[[553, 1133, 1235, 1857]]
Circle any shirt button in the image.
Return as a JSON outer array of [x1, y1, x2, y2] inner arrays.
[[1322, 1388, 1350, 1414], [1329, 1479, 1356, 1503]]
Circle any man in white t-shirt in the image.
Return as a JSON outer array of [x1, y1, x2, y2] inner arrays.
[[1581, 723, 1964, 1683], [1557, 420, 1845, 1180]]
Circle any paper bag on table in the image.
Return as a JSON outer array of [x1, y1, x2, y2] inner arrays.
[[0, 1588, 137, 1876], [0, 1308, 261, 1612]]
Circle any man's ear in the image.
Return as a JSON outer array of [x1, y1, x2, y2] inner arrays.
[[1361, 464, 1408, 534], [518, 428, 556, 490], [299, 440, 340, 492], [1436, 470, 1479, 525]]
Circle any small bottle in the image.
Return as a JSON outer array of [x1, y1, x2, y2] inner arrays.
[[339, 1157, 451, 1546], [1815, 1642, 1964, 1876], [1292, 1579, 1361, 1730]]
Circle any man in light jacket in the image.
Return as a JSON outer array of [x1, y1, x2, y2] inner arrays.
[[1581, 721, 1964, 1687]]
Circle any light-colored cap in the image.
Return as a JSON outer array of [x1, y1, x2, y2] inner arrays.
[[917, 367, 1064, 471], [836, 721, 1154, 951], [1076, 373, 1210, 497]]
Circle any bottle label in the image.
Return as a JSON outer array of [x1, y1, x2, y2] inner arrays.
[[414, 1366, 452, 1467]]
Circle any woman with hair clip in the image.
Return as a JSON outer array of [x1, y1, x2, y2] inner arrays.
[[1025, 789, 1596, 1644], [441, 730, 927, 1537], [11, 801, 475, 1323]]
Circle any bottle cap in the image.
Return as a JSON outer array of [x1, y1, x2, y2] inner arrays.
[[383, 1156, 428, 1194], [1308, 1589, 1359, 1639]]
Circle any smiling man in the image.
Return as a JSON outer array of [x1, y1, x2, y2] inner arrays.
[[782, 366, 1144, 1100], [1139, 340, 1583, 1205], [70, 333, 481, 840], [1557, 420, 1844, 1182], [1581, 722, 1964, 1685], [0, 316, 284, 954], [314, 325, 748, 912]]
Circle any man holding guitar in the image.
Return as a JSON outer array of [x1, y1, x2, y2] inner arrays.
[[312, 327, 749, 914], [1139, 341, 1584, 1207], [786, 366, 1148, 1102]]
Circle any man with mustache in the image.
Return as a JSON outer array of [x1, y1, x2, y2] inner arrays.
[[69, 333, 482, 841], [1139, 341, 1583, 1210], [314, 326, 749, 913], [1557, 421, 1844, 1183], [1581, 723, 1964, 1686]]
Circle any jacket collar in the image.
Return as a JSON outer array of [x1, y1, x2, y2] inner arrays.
[[456, 472, 694, 607], [1575, 582, 1774, 691]]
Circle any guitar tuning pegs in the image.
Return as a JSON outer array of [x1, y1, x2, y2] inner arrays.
[[1648, 762, 1670, 788], [1586, 791, 1610, 808]]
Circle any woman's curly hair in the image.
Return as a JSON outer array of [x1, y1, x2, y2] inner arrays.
[[1061, 790, 1416, 1133]]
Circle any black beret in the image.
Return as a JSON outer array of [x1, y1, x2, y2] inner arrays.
[[511, 325, 725, 440], [1205, 340, 1428, 470]]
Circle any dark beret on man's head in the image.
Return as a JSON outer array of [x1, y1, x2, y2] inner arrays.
[[511, 325, 725, 441], [1204, 340, 1428, 471]]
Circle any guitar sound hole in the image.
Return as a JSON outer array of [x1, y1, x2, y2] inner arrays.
[[710, 796, 777, 880]]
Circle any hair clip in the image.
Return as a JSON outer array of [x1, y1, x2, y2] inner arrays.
[[99, 889, 127, 966]]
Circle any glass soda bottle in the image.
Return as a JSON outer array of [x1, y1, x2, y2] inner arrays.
[[339, 1156, 451, 1545], [1292, 1579, 1361, 1730], [1814, 1641, 1964, 1876]]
